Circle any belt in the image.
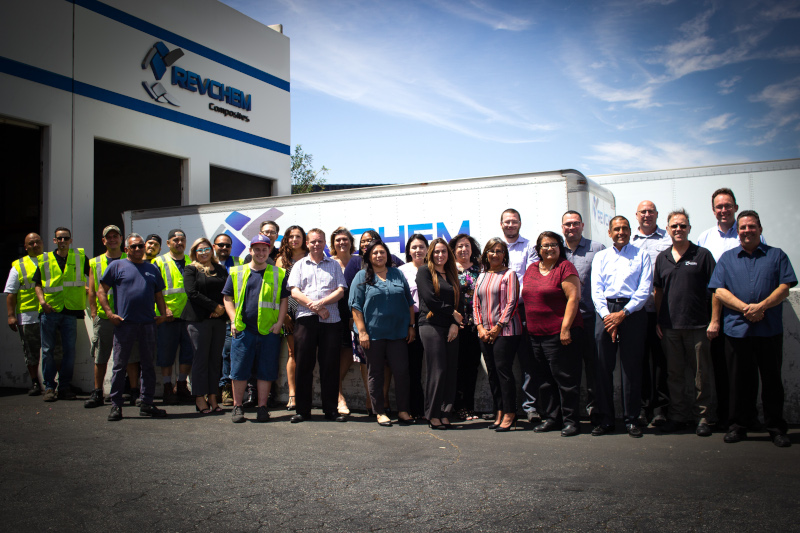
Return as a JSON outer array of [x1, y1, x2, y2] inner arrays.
[[606, 298, 630, 304]]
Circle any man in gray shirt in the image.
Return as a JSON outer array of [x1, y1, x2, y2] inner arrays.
[[630, 200, 673, 426], [561, 210, 605, 419], [287, 228, 347, 423]]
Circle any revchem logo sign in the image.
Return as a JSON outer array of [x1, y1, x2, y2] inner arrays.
[[141, 42, 253, 118], [141, 42, 184, 106]]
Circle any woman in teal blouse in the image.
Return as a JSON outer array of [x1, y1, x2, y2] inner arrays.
[[349, 241, 416, 426]]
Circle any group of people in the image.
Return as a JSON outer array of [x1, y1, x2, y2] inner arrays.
[[5, 187, 795, 447]]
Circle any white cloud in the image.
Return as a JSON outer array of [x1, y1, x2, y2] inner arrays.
[[585, 141, 730, 171], [700, 113, 738, 132], [430, 0, 532, 31], [717, 76, 742, 95], [749, 76, 800, 108]]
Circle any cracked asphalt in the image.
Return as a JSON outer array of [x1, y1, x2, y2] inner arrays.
[[1, 388, 798, 532]]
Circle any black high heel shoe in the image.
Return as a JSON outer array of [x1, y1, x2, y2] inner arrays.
[[495, 416, 517, 432], [488, 422, 501, 430]]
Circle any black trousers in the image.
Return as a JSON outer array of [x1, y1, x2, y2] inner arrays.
[[420, 323, 458, 420], [595, 304, 647, 426], [530, 330, 583, 427], [407, 315, 425, 417], [454, 325, 482, 412], [293, 316, 341, 416], [480, 334, 522, 414], [710, 333, 729, 425], [580, 312, 597, 416], [726, 334, 787, 434], [640, 312, 670, 418]]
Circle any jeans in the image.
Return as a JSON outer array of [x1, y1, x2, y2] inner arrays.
[[219, 321, 232, 388], [40, 313, 77, 391], [230, 329, 281, 382]]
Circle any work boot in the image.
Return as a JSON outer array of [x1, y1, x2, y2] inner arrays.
[[28, 381, 41, 396], [84, 388, 104, 408], [162, 382, 178, 405], [43, 388, 57, 402], [222, 383, 234, 406], [176, 380, 193, 403]]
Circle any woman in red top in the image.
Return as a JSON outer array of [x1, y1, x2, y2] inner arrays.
[[521, 231, 583, 436]]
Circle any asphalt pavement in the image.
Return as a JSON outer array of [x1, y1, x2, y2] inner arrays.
[[1, 388, 798, 532]]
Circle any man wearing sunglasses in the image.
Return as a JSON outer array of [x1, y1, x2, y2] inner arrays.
[[33, 227, 90, 402], [652, 210, 717, 437], [98, 233, 168, 421], [631, 200, 673, 428], [85, 225, 141, 409]]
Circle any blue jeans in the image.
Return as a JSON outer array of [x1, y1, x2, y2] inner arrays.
[[40, 313, 77, 391], [156, 320, 194, 368], [219, 322, 232, 387], [230, 329, 280, 382]]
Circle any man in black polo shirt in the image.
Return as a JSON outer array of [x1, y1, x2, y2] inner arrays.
[[653, 209, 718, 437]]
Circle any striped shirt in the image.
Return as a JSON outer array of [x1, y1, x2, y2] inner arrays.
[[287, 255, 347, 323], [472, 268, 523, 336]]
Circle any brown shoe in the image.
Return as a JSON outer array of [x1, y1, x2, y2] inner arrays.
[[176, 380, 193, 403], [222, 383, 234, 406], [162, 382, 178, 405]]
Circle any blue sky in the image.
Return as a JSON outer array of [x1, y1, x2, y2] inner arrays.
[[222, 0, 800, 183]]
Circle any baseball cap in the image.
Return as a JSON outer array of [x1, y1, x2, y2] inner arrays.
[[102, 225, 122, 237], [250, 234, 271, 246], [167, 229, 186, 240]]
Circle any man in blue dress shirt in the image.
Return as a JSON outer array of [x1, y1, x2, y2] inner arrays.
[[708, 210, 796, 448], [591, 216, 653, 438]]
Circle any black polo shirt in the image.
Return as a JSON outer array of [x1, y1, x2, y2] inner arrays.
[[653, 242, 716, 329]]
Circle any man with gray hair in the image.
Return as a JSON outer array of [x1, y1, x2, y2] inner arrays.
[[653, 209, 718, 437], [98, 233, 168, 420]]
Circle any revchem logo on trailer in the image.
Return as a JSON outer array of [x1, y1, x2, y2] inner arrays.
[[141, 42, 253, 114], [141, 42, 184, 106], [211, 209, 284, 259]]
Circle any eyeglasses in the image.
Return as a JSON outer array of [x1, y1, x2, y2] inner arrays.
[[214, 243, 231, 248], [197, 247, 212, 253], [261, 230, 278, 236], [127, 243, 145, 250], [714, 204, 735, 211], [562, 222, 582, 227], [540, 243, 559, 249], [55, 236, 71, 241], [669, 224, 688, 229]]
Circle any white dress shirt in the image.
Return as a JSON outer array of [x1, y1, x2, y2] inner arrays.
[[591, 243, 653, 318], [505, 235, 539, 287], [697, 224, 766, 262]]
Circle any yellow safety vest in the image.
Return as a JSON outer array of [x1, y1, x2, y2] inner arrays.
[[37, 249, 87, 312], [154, 254, 188, 318], [12, 255, 40, 313], [89, 253, 127, 319], [230, 264, 285, 335]]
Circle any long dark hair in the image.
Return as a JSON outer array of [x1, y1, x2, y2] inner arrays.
[[405, 233, 429, 262], [425, 238, 460, 307], [278, 225, 308, 267], [361, 241, 393, 286], [448, 233, 481, 266], [358, 230, 381, 255]]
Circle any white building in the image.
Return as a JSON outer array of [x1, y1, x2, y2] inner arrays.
[[0, 0, 289, 388]]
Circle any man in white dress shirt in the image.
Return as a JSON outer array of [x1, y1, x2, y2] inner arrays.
[[591, 216, 653, 438]]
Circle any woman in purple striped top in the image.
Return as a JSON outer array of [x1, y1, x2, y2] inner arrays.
[[472, 238, 523, 432]]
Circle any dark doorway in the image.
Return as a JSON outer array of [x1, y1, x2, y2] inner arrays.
[[210, 166, 274, 202], [1, 120, 41, 288], [93, 140, 182, 256]]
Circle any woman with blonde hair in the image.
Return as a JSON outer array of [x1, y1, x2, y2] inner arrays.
[[416, 238, 463, 429], [184, 237, 229, 413]]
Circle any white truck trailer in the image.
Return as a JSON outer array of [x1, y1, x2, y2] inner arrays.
[[122, 169, 616, 259]]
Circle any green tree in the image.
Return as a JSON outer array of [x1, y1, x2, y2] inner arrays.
[[291, 145, 329, 194]]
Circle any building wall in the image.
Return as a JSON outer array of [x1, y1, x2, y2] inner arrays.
[[0, 0, 290, 389]]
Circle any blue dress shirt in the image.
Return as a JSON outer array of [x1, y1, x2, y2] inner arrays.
[[708, 243, 797, 338]]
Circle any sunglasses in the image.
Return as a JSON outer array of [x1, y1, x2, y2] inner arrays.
[[128, 243, 145, 250], [197, 247, 212, 253], [215, 243, 231, 248], [55, 236, 71, 241], [669, 224, 688, 229]]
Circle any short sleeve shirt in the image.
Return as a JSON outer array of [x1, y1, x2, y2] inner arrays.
[[101, 259, 165, 323], [708, 243, 797, 338], [521, 259, 584, 336], [287, 255, 347, 323], [653, 243, 715, 329], [222, 268, 288, 333], [348, 267, 414, 340], [564, 237, 606, 318]]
